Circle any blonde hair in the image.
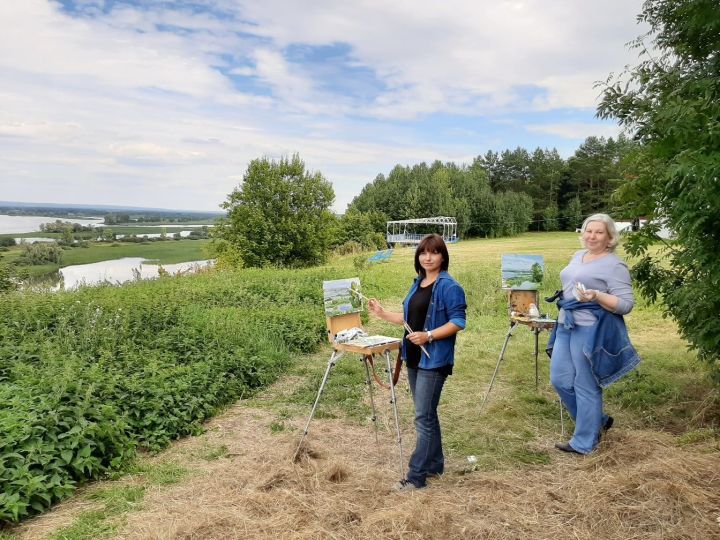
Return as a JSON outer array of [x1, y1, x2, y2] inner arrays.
[[580, 213, 619, 252]]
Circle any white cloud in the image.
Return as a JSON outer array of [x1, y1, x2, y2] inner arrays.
[[234, 0, 646, 117], [0, 0, 648, 211], [525, 122, 623, 140]]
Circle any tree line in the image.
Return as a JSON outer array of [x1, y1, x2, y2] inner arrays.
[[2, 139, 636, 281], [349, 135, 634, 237], [213, 134, 636, 270]]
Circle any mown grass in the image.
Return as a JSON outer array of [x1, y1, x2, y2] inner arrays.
[[48, 485, 145, 540]]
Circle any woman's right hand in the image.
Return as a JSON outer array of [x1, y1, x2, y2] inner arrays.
[[368, 300, 404, 325], [368, 298, 383, 317]]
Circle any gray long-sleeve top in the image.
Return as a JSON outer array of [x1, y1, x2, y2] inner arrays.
[[558, 250, 635, 326]]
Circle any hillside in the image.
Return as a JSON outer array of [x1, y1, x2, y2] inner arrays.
[[2, 233, 718, 540]]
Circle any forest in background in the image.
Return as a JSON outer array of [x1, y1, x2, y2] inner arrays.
[[348, 135, 633, 239]]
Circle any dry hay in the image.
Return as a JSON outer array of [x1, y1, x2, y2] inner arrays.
[[117, 412, 720, 539], [8, 404, 720, 540]]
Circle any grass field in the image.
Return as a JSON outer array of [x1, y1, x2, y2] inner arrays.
[[264, 232, 715, 466], [2, 232, 718, 540], [1, 239, 211, 278]]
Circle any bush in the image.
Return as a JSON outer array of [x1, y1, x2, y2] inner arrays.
[[335, 241, 364, 255], [19, 242, 63, 265], [0, 266, 331, 522]]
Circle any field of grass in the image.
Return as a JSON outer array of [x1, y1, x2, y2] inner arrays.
[[253, 232, 717, 467], [1, 239, 211, 278], [1, 232, 718, 539]]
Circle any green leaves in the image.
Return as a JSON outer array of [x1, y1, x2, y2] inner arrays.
[[216, 154, 336, 268], [0, 267, 329, 523], [598, 0, 720, 380]]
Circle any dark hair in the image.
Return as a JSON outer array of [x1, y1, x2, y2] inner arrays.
[[414, 234, 450, 276]]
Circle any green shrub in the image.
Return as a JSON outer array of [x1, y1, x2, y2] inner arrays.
[[0, 265, 331, 522]]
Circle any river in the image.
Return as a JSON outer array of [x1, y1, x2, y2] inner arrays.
[[54, 258, 214, 290], [0, 214, 104, 234]]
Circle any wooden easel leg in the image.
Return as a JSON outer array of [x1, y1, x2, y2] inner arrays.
[[293, 349, 343, 461], [384, 349, 404, 480], [534, 328, 540, 389]]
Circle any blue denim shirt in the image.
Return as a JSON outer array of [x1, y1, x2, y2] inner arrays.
[[547, 297, 641, 387], [402, 271, 467, 369]]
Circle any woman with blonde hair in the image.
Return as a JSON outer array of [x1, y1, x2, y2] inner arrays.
[[549, 213, 639, 454]]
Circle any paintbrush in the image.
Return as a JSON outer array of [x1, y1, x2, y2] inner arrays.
[[403, 321, 430, 358], [349, 288, 370, 302], [351, 288, 430, 357]]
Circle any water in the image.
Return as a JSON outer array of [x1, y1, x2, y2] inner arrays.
[[57, 257, 214, 290], [118, 224, 214, 228], [13, 237, 57, 244], [115, 231, 193, 239], [0, 214, 104, 234]]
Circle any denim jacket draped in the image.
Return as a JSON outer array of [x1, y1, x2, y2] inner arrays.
[[547, 297, 641, 387], [402, 271, 467, 369]]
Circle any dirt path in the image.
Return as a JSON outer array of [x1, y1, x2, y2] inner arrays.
[[9, 373, 720, 540]]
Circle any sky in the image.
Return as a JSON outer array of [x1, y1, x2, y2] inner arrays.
[[0, 0, 647, 213]]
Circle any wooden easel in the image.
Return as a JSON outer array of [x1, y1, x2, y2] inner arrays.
[[480, 289, 557, 410], [293, 311, 406, 479]]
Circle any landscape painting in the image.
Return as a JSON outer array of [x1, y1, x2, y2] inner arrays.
[[323, 277, 363, 317], [501, 254, 544, 289]]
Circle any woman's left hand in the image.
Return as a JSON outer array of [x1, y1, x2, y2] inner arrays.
[[576, 287, 599, 302], [407, 331, 429, 345]]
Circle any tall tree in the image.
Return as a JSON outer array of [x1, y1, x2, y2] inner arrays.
[[597, 0, 720, 379], [214, 155, 336, 268]]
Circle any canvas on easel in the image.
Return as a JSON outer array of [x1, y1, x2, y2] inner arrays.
[[501, 254, 544, 289], [294, 278, 405, 479], [501, 254, 545, 317], [480, 254, 557, 412]]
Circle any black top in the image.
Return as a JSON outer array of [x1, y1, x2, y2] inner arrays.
[[405, 281, 453, 376]]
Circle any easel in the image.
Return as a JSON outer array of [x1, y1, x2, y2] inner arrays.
[[293, 312, 405, 479], [480, 290, 560, 432]]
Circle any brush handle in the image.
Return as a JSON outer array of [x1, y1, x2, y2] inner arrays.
[[350, 288, 370, 302], [403, 321, 430, 357]]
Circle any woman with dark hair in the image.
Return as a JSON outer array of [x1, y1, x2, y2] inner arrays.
[[368, 233, 466, 490]]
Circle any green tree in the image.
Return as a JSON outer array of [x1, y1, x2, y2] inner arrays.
[[564, 196, 583, 231], [102, 228, 115, 242], [542, 201, 560, 231], [214, 154, 336, 268], [60, 226, 74, 246], [336, 209, 387, 250], [597, 0, 720, 379]]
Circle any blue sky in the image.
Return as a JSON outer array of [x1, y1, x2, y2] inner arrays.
[[0, 0, 646, 212]]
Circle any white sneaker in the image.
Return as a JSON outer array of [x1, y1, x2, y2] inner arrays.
[[392, 479, 418, 491]]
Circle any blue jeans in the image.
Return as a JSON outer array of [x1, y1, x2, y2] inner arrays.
[[406, 367, 447, 487], [550, 324, 610, 454]]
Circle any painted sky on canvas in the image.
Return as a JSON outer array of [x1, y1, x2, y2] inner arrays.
[[0, 1, 646, 211]]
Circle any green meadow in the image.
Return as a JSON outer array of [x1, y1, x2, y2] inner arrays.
[[1, 232, 716, 530], [1, 239, 211, 278], [272, 232, 714, 468]]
